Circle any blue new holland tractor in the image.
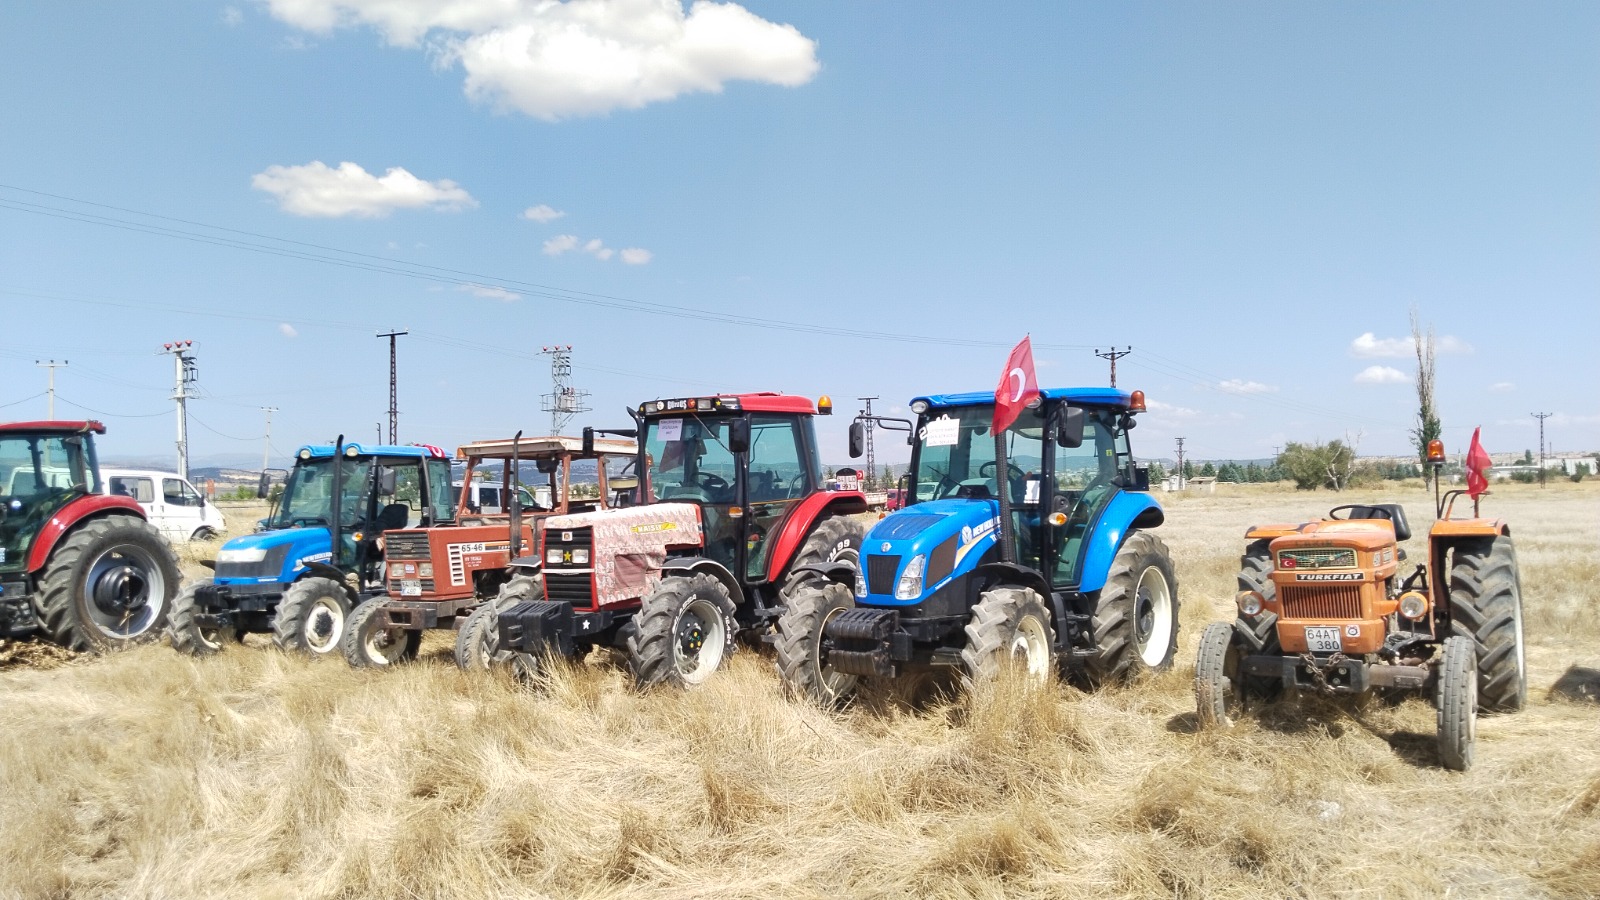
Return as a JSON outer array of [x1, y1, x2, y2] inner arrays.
[[167, 438, 455, 657], [776, 387, 1179, 704]]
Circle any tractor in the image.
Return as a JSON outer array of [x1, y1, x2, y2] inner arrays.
[[342, 432, 636, 668], [487, 392, 868, 687], [0, 420, 178, 651], [1193, 439, 1527, 771], [776, 388, 1179, 705], [166, 438, 454, 657]]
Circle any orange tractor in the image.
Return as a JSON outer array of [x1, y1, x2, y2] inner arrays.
[[341, 433, 634, 667], [1194, 440, 1526, 770]]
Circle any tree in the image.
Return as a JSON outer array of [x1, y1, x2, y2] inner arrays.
[[1410, 311, 1442, 486], [1278, 440, 1358, 491], [1182, 459, 1195, 479], [1522, 449, 1534, 466], [1146, 461, 1166, 483], [882, 464, 895, 487], [1199, 462, 1217, 478]]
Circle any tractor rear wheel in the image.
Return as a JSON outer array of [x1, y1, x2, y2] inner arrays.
[[342, 600, 420, 668], [780, 516, 864, 595], [1448, 535, 1527, 713], [168, 582, 232, 656], [960, 586, 1055, 689], [1436, 635, 1478, 771], [455, 574, 543, 671], [776, 580, 859, 706], [628, 573, 737, 688], [1238, 539, 1276, 604], [1082, 531, 1179, 686], [34, 514, 178, 652], [272, 577, 351, 657]]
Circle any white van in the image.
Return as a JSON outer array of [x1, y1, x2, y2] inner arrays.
[[100, 468, 227, 542], [455, 481, 550, 514]]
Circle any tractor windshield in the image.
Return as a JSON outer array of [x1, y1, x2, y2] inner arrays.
[[909, 403, 1046, 505], [268, 457, 374, 531], [0, 433, 95, 569], [642, 414, 739, 505]]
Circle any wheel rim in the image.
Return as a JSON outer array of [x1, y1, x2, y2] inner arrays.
[[674, 596, 726, 685], [303, 596, 345, 654], [362, 614, 407, 665], [1008, 613, 1051, 680], [815, 603, 859, 699], [196, 621, 224, 651], [1133, 565, 1174, 666], [84, 543, 166, 638]]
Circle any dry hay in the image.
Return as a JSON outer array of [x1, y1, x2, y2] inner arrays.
[[1, 482, 1597, 899]]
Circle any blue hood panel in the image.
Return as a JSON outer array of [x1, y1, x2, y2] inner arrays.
[[861, 499, 1001, 606], [215, 526, 333, 586]]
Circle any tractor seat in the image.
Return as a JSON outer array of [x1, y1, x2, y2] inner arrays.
[[375, 503, 410, 533], [1334, 503, 1411, 542]]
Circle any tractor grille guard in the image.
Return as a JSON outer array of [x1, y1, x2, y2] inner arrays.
[[384, 531, 430, 560], [1279, 584, 1363, 620]]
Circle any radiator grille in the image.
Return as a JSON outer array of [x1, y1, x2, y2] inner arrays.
[[866, 554, 902, 596], [1278, 547, 1356, 570], [384, 531, 431, 559], [544, 573, 594, 608], [1280, 584, 1363, 620], [547, 527, 594, 552]]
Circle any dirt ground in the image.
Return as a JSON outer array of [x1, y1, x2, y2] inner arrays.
[[1, 482, 1597, 899]]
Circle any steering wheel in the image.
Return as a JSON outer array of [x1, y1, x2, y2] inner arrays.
[[699, 472, 730, 492], [979, 460, 1026, 482], [788, 474, 808, 496]]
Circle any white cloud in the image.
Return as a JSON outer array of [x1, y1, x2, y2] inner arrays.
[[1218, 379, 1276, 394], [262, 0, 820, 121], [1490, 382, 1515, 393], [620, 247, 653, 265], [543, 234, 580, 255], [1353, 365, 1409, 385], [251, 161, 476, 218], [458, 283, 521, 302], [583, 238, 614, 261], [1350, 331, 1474, 358], [278, 323, 298, 338], [1146, 399, 1199, 418], [222, 7, 244, 26], [521, 203, 564, 223]]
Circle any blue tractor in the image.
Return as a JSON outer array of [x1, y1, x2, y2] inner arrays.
[[167, 438, 455, 657], [776, 387, 1178, 704]]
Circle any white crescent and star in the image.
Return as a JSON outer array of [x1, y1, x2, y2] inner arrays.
[[1008, 367, 1027, 401]]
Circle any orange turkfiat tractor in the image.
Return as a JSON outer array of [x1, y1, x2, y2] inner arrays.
[[1195, 440, 1526, 771], [341, 432, 634, 668]]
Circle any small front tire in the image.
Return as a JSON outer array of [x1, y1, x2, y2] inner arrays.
[[454, 574, 544, 672], [342, 600, 420, 668], [272, 577, 352, 657], [775, 580, 859, 706], [628, 573, 737, 688], [1436, 635, 1478, 772], [168, 582, 225, 656]]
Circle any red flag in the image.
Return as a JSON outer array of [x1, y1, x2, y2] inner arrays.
[[1466, 427, 1492, 498], [993, 336, 1040, 433]]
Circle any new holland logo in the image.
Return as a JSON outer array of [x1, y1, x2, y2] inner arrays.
[[632, 522, 677, 534], [1297, 572, 1363, 582]]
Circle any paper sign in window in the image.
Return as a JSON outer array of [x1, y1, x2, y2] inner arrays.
[[924, 415, 960, 447]]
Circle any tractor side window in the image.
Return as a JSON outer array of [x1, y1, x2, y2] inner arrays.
[[747, 416, 807, 501], [111, 476, 154, 503], [1050, 410, 1120, 587], [425, 459, 455, 523]]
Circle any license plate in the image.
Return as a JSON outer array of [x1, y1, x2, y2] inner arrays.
[[1304, 626, 1342, 653], [401, 579, 422, 597]]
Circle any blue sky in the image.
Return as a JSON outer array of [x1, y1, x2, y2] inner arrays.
[[1, 1, 1595, 468]]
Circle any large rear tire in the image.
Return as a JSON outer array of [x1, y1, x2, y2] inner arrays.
[[1448, 536, 1527, 713], [272, 577, 351, 657], [1436, 635, 1478, 772], [34, 515, 178, 652], [454, 574, 543, 671], [960, 586, 1055, 689], [780, 516, 864, 594], [775, 580, 859, 706], [628, 573, 737, 688], [1082, 531, 1179, 686], [341, 599, 420, 668], [1238, 539, 1276, 604]]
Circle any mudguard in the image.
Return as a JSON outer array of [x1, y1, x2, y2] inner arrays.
[[763, 491, 870, 583], [660, 556, 742, 604], [788, 560, 855, 588], [1077, 490, 1165, 593], [25, 495, 146, 572]]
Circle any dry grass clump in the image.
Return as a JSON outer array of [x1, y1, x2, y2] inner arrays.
[[2, 483, 1599, 898]]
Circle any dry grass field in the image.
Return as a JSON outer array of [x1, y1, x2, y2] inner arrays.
[[2, 483, 1598, 899]]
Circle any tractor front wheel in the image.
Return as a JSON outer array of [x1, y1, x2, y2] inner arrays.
[[272, 577, 352, 657], [628, 573, 737, 688], [1082, 531, 1179, 686], [1448, 535, 1527, 713], [168, 582, 230, 656], [960, 586, 1056, 689], [34, 514, 178, 652], [342, 600, 420, 668], [455, 574, 544, 671], [776, 580, 859, 706], [1436, 635, 1478, 771]]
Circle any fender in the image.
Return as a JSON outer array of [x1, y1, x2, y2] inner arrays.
[[764, 491, 870, 584], [505, 554, 544, 574], [971, 561, 1050, 600], [300, 561, 359, 600], [26, 494, 146, 572], [661, 556, 742, 603], [788, 560, 855, 589], [1077, 490, 1165, 593]]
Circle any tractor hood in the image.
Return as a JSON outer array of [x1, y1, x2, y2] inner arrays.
[[860, 498, 1000, 606], [213, 526, 333, 584]]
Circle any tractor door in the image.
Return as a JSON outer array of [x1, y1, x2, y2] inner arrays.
[[1047, 409, 1123, 588], [742, 414, 811, 580]]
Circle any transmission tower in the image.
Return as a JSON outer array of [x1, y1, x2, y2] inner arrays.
[[260, 407, 277, 472], [1094, 346, 1132, 387], [162, 341, 198, 479], [858, 396, 878, 487], [1532, 411, 1552, 487], [377, 329, 407, 443], [1175, 437, 1186, 490], [541, 345, 590, 435]]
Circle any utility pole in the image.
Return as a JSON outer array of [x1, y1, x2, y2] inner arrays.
[[35, 359, 67, 418], [541, 345, 590, 435], [162, 341, 198, 480], [259, 407, 277, 471], [1175, 437, 1186, 490], [1532, 412, 1552, 487], [377, 329, 407, 444], [1094, 346, 1132, 387], [858, 396, 878, 488]]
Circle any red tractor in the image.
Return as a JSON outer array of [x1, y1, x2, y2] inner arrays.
[[483, 393, 869, 687], [342, 432, 635, 667], [0, 421, 179, 651]]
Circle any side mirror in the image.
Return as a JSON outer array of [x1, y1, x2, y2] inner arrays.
[[378, 467, 398, 496], [848, 421, 865, 458], [1057, 407, 1085, 449], [582, 426, 595, 457], [728, 418, 751, 455], [256, 472, 271, 499], [535, 457, 559, 475]]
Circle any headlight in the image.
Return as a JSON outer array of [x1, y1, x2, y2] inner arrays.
[[1398, 591, 1428, 620], [418, 563, 433, 578], [389, 562, 406, 578], [546, 547, 563, 565], [572, 548, 590, 565], [855, 567, 868, 598], [895, 554, 926, 601], [910, 400, 929, 415], [217, 547, 268, 564], [1236, 590, 1264, 617]]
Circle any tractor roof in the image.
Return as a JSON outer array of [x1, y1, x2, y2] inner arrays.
[[0, 420, 107, 435], [457, 435, 637, 460], [293, 441, 450, 461], [914, 388, 1132, 409], [638, 392, 818, 416]]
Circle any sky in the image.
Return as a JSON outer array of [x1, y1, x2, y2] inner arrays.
[[1, 1, 1595, 470]]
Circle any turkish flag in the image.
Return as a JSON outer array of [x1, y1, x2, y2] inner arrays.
[[1466, 427, 1492, 498], [993, 336, 1040, 433]]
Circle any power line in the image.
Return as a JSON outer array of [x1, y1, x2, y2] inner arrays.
[[53, 394, 173, 418], [0, 392, 46, 411], [1093, 346, 1131, 387]]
